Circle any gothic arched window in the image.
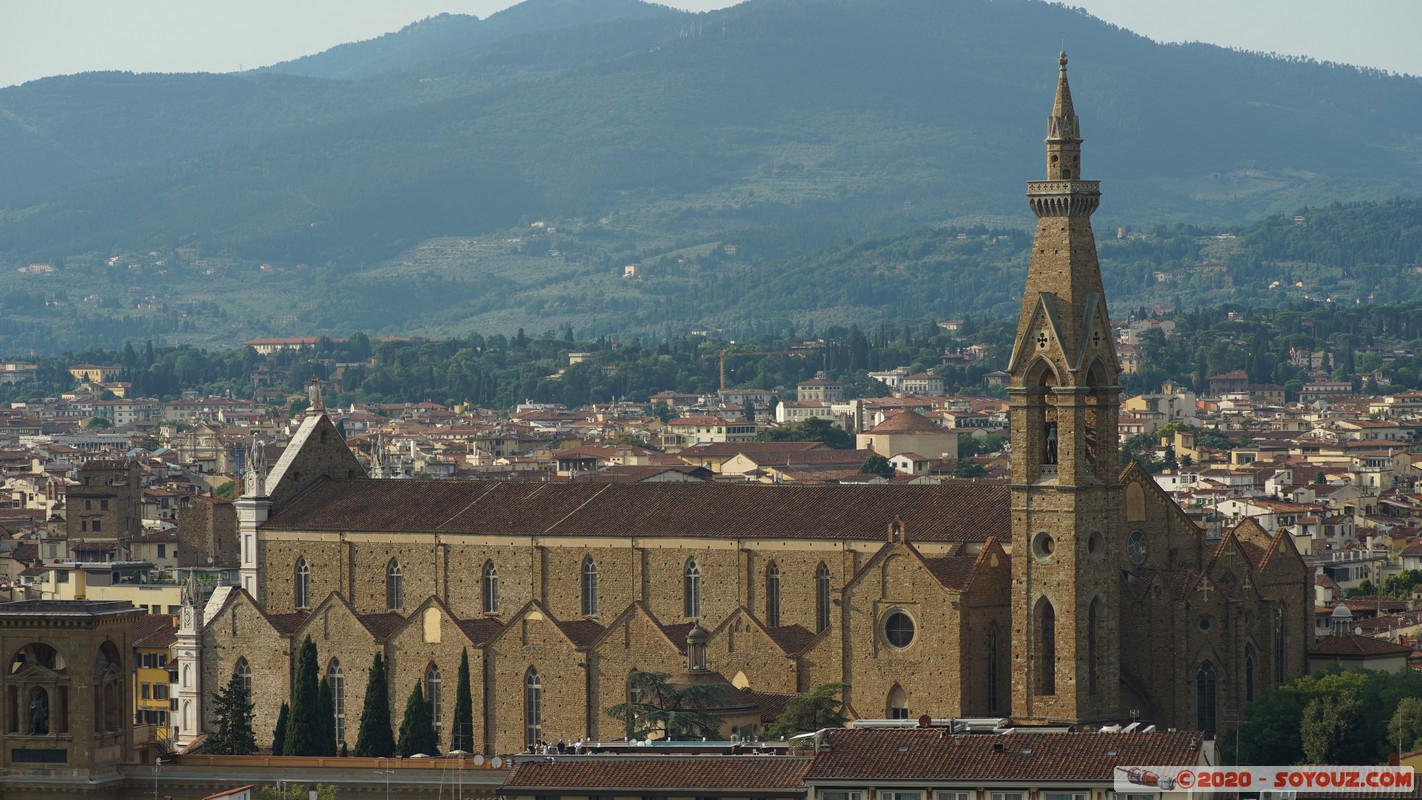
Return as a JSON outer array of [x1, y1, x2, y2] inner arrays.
[[234, 658, 252, 698], [482, 561, 500, 615], [1197, 661, 1217, 736], [986, 622, 1000, 714], [1245, 644, 1257, 704], [765, 562, 781, 627], [524, 668, 543, 746], [683, 558, 701, 619], [294, 557, 311, 609], [887, 684, 908, 719], [425, 662, 442, 741], [1035, 597, 1057, 696], [386, 559, 403, 611], [815, 563, 831, 633], [581, 556, 598, 617], [327, 660, 345, 747]]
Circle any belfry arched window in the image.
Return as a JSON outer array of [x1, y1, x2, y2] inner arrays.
[[815, 563, 831, 632], [1035, 596, 1057, 696], [386, 559, 403, 611], [683, 558, 701, 619], [294, 557, 311, 609], [765, 562, 781, 627], [581, 557, 598, 617], [482, 561, 500, 615]]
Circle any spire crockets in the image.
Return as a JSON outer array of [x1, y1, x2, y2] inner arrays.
[[1048, 52, 1079, 141]]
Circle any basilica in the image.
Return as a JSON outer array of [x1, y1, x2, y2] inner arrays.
[[178, 55, 1310, 755]]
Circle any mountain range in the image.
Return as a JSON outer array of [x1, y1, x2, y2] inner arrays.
[[1, 0, 1421, 351]]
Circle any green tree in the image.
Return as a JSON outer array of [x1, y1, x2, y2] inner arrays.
[[271, 701, 290, 756], [317, 676, 338, 757], [1301, 695, 1362, 765], [83, 416, 112, 429], [604, 670, 730, 741], [206, 670, 258, 755], [214, 481, 237, 500], [284, 636, 323, 756], [765, 682, 849, 739], [1388, 697, 1422, 754], [954, 460, 988, 478], [353, 652, 396, 757], [257, 785, 337, 800], [450, 648, 475, 753], [858, 455, 895, 479], [396, 682, 439, 757], [757, 417, 853, 449]]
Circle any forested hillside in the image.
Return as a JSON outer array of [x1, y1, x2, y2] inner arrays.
[[3, 0, 1422, 351]]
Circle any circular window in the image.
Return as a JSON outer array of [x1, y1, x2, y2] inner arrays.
[[1087, 531, 1105, 560], [1032, 532, 1056, 560], [884, 610, 916, 649], [1199, 616, 1212, 631]]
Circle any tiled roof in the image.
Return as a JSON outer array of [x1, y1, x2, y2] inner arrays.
[[866, 411, 948, 434], [555, 618, 606, 648], [741, 688, 796, 722], [1309, 634, 1414, 657], [805, 729, 1204, 781], [356, 612, 407, 642], [266, 612, 307, 636], [922, 553, 983, 591], [764, 624, 817, 656], [455, 616, 504, 645], [679, 442, 825, 458], [504, 755, 811, 791], [267, 480, 1011, 543], [132, 614, 178, 648]]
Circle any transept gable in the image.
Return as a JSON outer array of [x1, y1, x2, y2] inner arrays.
[[386, 595, 498, 650], [485, 599, 601, 652], [588, 601, 687, 659], [842, 539, 968, 603], [203, 586, 299, 640], [264, 411, 367, 511], [1202, 530, 1263, 603], [1118, 461, 1200, 534], [707, 607, 818, 659]]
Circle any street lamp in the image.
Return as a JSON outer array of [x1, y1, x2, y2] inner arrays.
[[375, 766, 395, 800], [152, 757, 167, 800]]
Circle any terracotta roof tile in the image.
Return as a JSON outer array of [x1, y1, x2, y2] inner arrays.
[[356, 612, 407, 642], [922, 553, 982, 591], [505, 756, 811, 791], [556, 618, 606, 648], [456, 616, 505, 645], [806, 729, 1205, 781], [266, 612, 307, 636], [132, 613, 178, 648], [764, 624, 816, 656], [266, 481, 1010, 543], [866, 411, 948, 434], [1309, 634, 1414, 657]]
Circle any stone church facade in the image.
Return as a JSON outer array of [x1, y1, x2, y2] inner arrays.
[[186, 55, 1310, 755]]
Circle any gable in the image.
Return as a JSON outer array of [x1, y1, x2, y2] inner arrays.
[[265, 412, 366, 509]]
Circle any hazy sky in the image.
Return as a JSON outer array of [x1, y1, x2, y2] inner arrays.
[[3, 0, 1421, 88]]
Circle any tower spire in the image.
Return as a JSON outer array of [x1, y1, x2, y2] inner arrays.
[[1049, 51, 1079, 142]]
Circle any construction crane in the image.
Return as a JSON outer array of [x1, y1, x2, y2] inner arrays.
[[717, 348, 785, 391]]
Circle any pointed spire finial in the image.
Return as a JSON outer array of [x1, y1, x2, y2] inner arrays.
[[1049, 51, 1078, 140]]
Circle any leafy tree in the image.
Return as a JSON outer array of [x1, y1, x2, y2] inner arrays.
[[1388, 696, 1422, 754], [353, 652, 396, 757], [954, 460, 988, 478], [765, 682, 849, 739], [858, 455, 895, 478], [450, 648, 475, 753], [396, 682, 439, 757], [83, 416, 112, 429], [283, 636, 323, 756], [958, 433, 1006, 458], [1301, 695, 1362, 765], [214, 481, 237, 500], [206, 670, 257, 755], [604, 670, 730, 741], [758, 417, 853, 449], [257, 785, 337, 800], [270, 701, 290, 755]]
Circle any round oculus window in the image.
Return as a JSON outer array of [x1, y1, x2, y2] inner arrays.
[[884, 610, 916, 649], [1032, 532, 1056, 560]]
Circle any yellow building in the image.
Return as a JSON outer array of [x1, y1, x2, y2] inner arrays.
[[133, 614, 177, 736]]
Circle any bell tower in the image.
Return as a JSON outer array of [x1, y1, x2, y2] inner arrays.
[[1008, 53, 1122, 723]]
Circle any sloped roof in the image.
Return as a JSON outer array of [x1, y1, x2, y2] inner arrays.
[[132, 613, 178, 648], [506, 756, 811, 792], [266, 480, 1011, 543], [455, 616, 505, 645], [356, 612, 407, 643], [806, 729, 1204, 781], [865, 411, 948, 434], [1309, 634, 1413, 657]]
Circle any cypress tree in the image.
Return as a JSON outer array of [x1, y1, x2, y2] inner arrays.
[[396, 682, 439, 758], [284, 636, 323, 756], [206, 670, 257, 755], [354, 652, 396, 757], [271, 701, 290, 756], [317, 676, 338, 757], [450, 648, 474, 753]]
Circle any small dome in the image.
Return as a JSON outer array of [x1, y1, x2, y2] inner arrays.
[[687, 624, 709, 644], [1330, 604, 1354, 621]]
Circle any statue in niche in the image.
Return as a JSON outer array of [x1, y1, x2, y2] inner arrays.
[[1044, 423, 1058, 464], [28, 687, 49, 735]]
